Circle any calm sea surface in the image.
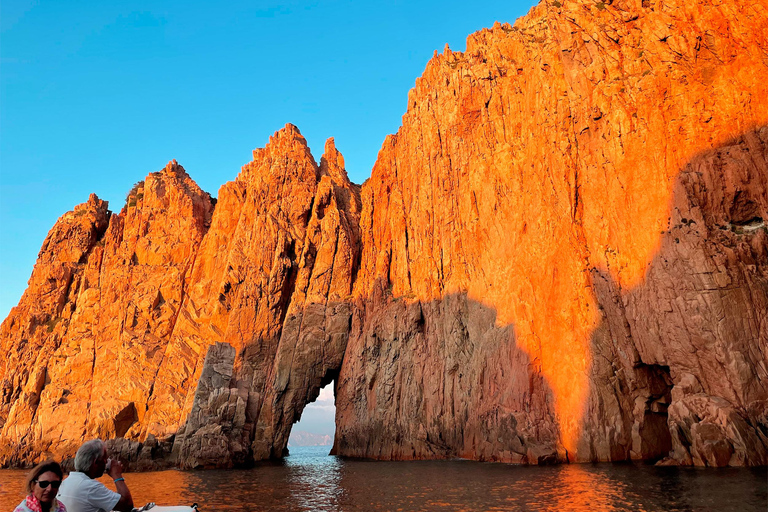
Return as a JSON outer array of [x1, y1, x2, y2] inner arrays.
[[1, 446, 765, 511]]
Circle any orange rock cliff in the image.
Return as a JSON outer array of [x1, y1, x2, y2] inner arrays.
[[1, 0, 767, 468]]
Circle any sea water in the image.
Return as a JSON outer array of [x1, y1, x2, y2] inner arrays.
[[1, 446, 765, 511]]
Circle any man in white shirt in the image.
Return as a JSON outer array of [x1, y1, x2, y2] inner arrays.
[[58, 439, 134, 512]]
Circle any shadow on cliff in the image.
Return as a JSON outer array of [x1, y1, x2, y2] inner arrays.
[[332, 126, 767, 467], [8, 128, 766, 471], [98, 292, 563, 469], [332, 285, 565, 464], [167, 293, 561, 467], [161, 126, 768, 469], [579, 126, 768, 466]]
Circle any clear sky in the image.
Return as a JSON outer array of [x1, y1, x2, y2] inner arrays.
[[0, 0, 535, 320]]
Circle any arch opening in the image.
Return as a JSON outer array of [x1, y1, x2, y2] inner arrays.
[[287, 381, 336, 453]]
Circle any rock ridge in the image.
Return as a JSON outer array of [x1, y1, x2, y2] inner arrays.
[[1, 0, 767, 469]]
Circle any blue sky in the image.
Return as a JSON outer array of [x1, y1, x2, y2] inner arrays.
[[0, 0, 535, 321]]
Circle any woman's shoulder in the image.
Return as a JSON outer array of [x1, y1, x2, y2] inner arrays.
[[12, 495, 66, 512], [13, 496, 33, 512]]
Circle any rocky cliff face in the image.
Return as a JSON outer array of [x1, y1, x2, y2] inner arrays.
[[1, 0, 766, 468], [336, 0, 768, 466], [0, 163, 213, 465], [157, 130, 360, 468]]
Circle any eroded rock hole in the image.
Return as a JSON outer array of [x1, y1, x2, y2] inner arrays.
[[288, 381, 336, 453], [114, 402, 138, 438], [632, 364, 673, 462]]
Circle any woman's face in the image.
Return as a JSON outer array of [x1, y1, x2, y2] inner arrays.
[[33, 471, 61, 504]]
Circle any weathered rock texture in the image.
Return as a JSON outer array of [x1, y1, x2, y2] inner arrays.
[[0, 128, 361, 469], [0, 163, 213, 465], [151, 130, 361, 468], [334, 0, 768, 466], [1, 0, 767, 469]]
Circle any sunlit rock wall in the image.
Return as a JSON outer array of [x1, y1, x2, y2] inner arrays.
[[1, 0, 766, 468], [0, 164, 213, 465], [334, 0, 768, 465]]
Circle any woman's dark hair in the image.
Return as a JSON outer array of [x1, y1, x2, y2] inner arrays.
[[25, 460, 64, 494]]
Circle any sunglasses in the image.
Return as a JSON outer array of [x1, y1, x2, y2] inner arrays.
[[35, 480, 61, 489]]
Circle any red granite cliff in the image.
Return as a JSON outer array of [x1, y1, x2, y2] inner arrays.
[[336, 0, 768, 465], [1, 0, 766, 468]]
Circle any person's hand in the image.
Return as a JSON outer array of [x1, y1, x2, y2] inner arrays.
[[107, 458, 124, 479]]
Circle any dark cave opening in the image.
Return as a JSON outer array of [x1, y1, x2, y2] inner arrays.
[[633, 364, 674, 462]]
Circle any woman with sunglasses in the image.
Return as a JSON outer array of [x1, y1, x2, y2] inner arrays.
[[14, 460, 67, 512]]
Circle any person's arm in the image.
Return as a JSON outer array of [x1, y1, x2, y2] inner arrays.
[[107, 460, 134, 512]]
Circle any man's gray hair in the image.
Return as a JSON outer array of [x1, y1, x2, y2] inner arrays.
[[74, 439, 106, 472]]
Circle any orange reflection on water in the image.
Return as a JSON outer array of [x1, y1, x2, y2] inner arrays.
[[96, 470, 193, 509], [541, 465, 636, 512]]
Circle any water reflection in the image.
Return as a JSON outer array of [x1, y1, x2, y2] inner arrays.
[[285, 448, 344, 511], [1, 450, 765, 511], [114, 469, 193, 507], [544, 465, 637, 510]]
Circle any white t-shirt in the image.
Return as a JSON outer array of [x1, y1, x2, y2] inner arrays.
[[57, 472, 121, 512]]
